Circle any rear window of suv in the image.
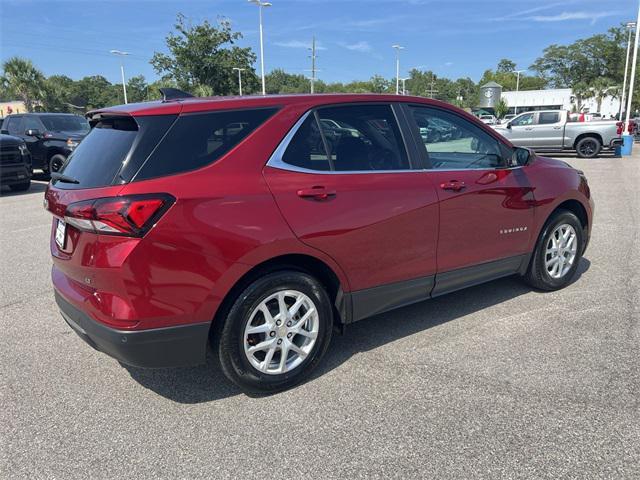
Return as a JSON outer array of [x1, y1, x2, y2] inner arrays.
[[134, 108, 278, 181], [56, 108, 277, 189]]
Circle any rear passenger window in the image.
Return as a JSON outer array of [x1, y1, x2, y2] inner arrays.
[[281, 104, 409, 172], [281, 114, 332, 171], [318, 105, 409, 171], [538, 112, 560, 124], [135, 108, 277, 180]]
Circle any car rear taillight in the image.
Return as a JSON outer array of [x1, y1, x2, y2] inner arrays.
[[617, 122, 623, 135], [64, 194, 174, 237], [628, 121, 636, 134]]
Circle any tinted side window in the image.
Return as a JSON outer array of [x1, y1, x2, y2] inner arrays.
[[281, 114, 331, 171], [510, 113, 534, 127], [410, 106, 503, 170], [538, 112, 560, 124], [317, 104, 409, 171], [136, 108, 277, 181]]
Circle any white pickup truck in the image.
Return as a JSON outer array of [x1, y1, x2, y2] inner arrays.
[[492, 110, 624, 158]]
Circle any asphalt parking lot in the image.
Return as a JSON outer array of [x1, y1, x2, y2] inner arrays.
[[1, 156, 639, 479]]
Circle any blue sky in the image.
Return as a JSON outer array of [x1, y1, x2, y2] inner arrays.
[[0, 0, 633, 85]]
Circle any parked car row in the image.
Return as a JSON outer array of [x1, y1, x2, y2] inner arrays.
[[0, 113, 89, 180]]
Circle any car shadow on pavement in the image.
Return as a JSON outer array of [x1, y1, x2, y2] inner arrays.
[[124, 258, 590, 403], [0, 181, 48, 197]]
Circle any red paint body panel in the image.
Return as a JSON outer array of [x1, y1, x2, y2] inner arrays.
[[47, 94, 593, 339], [426, 167, 535, 271], [264, 167, 440, 290]]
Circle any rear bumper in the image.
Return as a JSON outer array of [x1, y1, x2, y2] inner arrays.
[[609, 137, 623, 148], [55, 291, 210, 368]]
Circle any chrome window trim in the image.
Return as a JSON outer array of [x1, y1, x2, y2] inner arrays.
[[265, 108, 526, 175], [266, 107, 418, 175]]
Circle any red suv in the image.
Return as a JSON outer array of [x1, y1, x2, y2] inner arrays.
[[45, 92, 593, 393]]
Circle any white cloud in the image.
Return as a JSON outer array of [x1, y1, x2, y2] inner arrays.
[[445, 62, 454, 67], [341, 41, 372, 53], [273, 40, 327, 50], [528, 11, 619, 24]]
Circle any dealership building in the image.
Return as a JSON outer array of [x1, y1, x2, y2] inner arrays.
[[477, 82, 621, 118]]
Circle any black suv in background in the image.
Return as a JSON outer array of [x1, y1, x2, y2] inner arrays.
[[0, 133, 32, 191], [1, 113, 90, 174]]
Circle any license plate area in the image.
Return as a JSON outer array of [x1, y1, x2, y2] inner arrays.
[[55, 219, 66, 249]]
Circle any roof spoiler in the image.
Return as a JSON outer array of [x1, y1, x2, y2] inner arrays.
[[159, 88, 194, 102]]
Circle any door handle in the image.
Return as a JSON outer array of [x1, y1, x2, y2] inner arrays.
[[524, 127, 533, 130], [440, 180, 466, 192], [296, 186, 336, 201], [553, 126, 562, 130]]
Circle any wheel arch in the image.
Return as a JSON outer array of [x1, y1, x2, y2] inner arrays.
[[573, 132, 603, 149], [210, 253, 350, 342]]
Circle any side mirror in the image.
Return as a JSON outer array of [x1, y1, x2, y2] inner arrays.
[[0, 129, 9, 135], [509, 147, 531, 167], [506, 122, 512, 129], [25, 128, 41, 137]]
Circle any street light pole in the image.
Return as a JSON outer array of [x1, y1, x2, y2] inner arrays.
[[110, 50, 130, 104], [513, 69, 525, 115], [233, 67, 245, 96], [392, 45, 404, 95], [249, 0, 272, 96], [625, 4, 640, 131], [620, 22, 636, 120]]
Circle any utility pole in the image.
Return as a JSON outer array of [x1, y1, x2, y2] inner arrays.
[[427, 74, 438, 98], [233, 67, 245, 96], [625, 3, 640, 131], [620, 22, 637, 120], [309, 36, 317, 94]]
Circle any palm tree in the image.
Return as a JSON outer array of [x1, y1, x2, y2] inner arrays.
[[0, 57, 46, 112], [591, 79, 618, 114]]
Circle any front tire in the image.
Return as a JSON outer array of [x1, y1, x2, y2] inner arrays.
[[49, 154, 67, 173], [523, 210, 584, 291], [575, 136, 601, 158], [217, 271, 333, 394]]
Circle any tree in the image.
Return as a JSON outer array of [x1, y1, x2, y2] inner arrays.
[[125, 75, 148, 103], [494, 98, 509, 119], [530, 28, 625, 89], [151, 14, 259, 96], [265, 69, 309, 94], [42, 75, 75, 112], [496, 59, 516, 74], [0, 57, 46, 111], [68, 75, 118, 110]]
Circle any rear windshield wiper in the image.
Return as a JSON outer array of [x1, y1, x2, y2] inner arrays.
[[50, 172, 80, 184]]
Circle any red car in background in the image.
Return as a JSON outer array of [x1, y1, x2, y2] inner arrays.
[[45, 92, 593, 394]]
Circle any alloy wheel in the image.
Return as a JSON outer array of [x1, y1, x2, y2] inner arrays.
[[243, 290, 319, 375], [545, 223, 578, 279]]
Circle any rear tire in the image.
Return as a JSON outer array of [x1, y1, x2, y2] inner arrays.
[[523, 210, 584, 291], [575, 136, 601, 158], [8, 180, 31, 192], [217, 271, 333, 394]]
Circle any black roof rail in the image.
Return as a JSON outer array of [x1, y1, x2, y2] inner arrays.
[[159, 88, 195, 102]]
